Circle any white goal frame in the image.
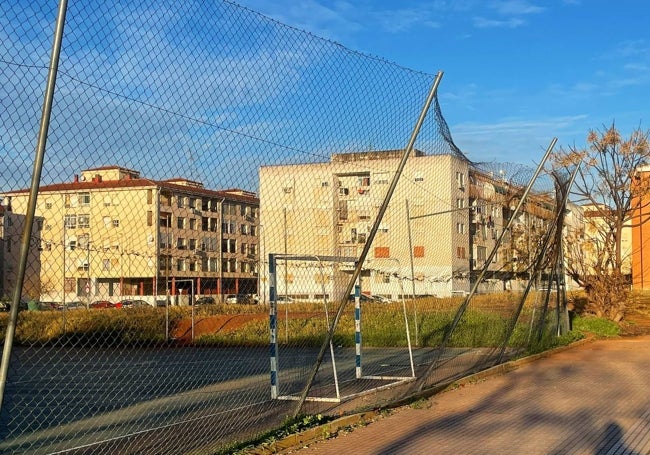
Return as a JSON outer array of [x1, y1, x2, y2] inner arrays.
[[268, 253, 415, 403]]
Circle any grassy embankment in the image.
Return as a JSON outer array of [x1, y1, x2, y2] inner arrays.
[[0, 291, 623, 350]]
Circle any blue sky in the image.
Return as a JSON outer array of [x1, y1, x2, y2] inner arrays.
[[236, 0, 650, 165], [2, 0, 648, 192]]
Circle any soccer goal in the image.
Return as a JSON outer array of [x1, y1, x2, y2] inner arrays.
[[268, 253, 416, 403]]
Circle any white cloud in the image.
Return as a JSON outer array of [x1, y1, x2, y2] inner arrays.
[[489, 0, 545, 16], [473, 16, 526, 28]]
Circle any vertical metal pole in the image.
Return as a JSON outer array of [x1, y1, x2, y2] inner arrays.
[[405, 199, 419, 346], [269, 254, 278, 399], [0, 0, 68, 413], [398, 277, 416, 377], [283, 208, 288, 343], [354, 275, 362, 379], [315, 256, 340, 400], [294, 72, 444, 415], [191, 280, 195, 341]]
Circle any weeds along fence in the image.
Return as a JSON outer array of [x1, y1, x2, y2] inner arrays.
[[0, 1, 573, 454]]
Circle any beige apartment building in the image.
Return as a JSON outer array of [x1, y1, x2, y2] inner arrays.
[[259, 150, 555, 300], [1, 166, 259, 304]]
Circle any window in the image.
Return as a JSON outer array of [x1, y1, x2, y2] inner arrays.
[[241, 224, 249, 235], [189, 198, 197, 209], [456, 198, 465, 209], [160, 232, 172, 249], [456, 246, 466, 259], [414, 246, 425, 258], [251, 225, 257, 236], [241, 243, 247, 254], [159, 255, 172, 271], [358, 176, 370, 186], [147, 189, 153, 204], [477, 246, 487, 263], [456, 172, 465, 190], [339, 187, 349, 196], [112, 219, 120, 228], [78, 234, 89, 250], [178, 196, 185, 208], [177, 258, 186, 271], [64, 215, 77, 229], [189, 260, 197, 272], [45, 200, 53, 209], [414, 172, 424, 182], [147, 211, 153, 226], [160, 192, 172, 206], [189, 218, 197, 230], [189, 238, 197, 250], [78, 214, 90, 228], [177, 237, 186, 249], [374, 247, 390, 258], [160, 214, 171, 227], [456, 222, 465, 234], [177, 217, 185, 229], [103, 196, 111, 207], [77, 259, 89, 272], [222, 238, 236, 253], [67, 239, 77, 251], [78, 193, 90, 206]]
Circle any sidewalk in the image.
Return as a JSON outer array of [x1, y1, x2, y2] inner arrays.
[[290, 336, 650, 455]]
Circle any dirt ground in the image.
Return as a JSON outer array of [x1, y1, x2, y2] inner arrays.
[[171, 294, 650, 342]]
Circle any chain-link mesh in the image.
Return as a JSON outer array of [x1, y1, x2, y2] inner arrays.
[[1, 1, 570, 453]]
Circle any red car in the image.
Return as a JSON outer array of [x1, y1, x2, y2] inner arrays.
[[89, 300, 116, 309]]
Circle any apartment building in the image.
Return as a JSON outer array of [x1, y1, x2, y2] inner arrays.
[[631, 164, 650, 289], [1, 166, 259, 303], [259, 150, 562, 301]]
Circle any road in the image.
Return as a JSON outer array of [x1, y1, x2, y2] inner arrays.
[[0, 344, 499, 454]]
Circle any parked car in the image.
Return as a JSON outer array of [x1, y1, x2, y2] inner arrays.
[[0, 299, 28, 312], [370, 295, 393, 303], [348, 294, 375, 303], [225, 294, 254, 304], [276, 295, 294, 303], [117, 299, 150, 309], [195, 296, 216, 305], [38, 301, 62, 311], [89, 300, 116, 309], [60, 301, 86, 310]]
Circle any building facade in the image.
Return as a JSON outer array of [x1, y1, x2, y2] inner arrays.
[[259, 150, 558, 301], [1, 166, 259, 304]]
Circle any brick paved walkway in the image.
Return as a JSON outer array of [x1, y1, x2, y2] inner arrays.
[[292, 336, 650, 455]]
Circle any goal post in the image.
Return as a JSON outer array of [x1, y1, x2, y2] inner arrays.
[[268, 253, 415, 403]]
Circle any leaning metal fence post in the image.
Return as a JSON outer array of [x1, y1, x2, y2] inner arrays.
[[417, 137, 558, 392], [293, 71, 444, 416], [0, 0, 69, 414]]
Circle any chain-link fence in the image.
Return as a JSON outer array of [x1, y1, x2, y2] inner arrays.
[[1, 1, 572, 453]]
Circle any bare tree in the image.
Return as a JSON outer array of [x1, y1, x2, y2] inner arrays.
[[553, 124, 650, 321]]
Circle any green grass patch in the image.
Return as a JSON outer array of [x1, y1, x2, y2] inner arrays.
[[214, 414, 334, 455], [572, 314, 621, 337]]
